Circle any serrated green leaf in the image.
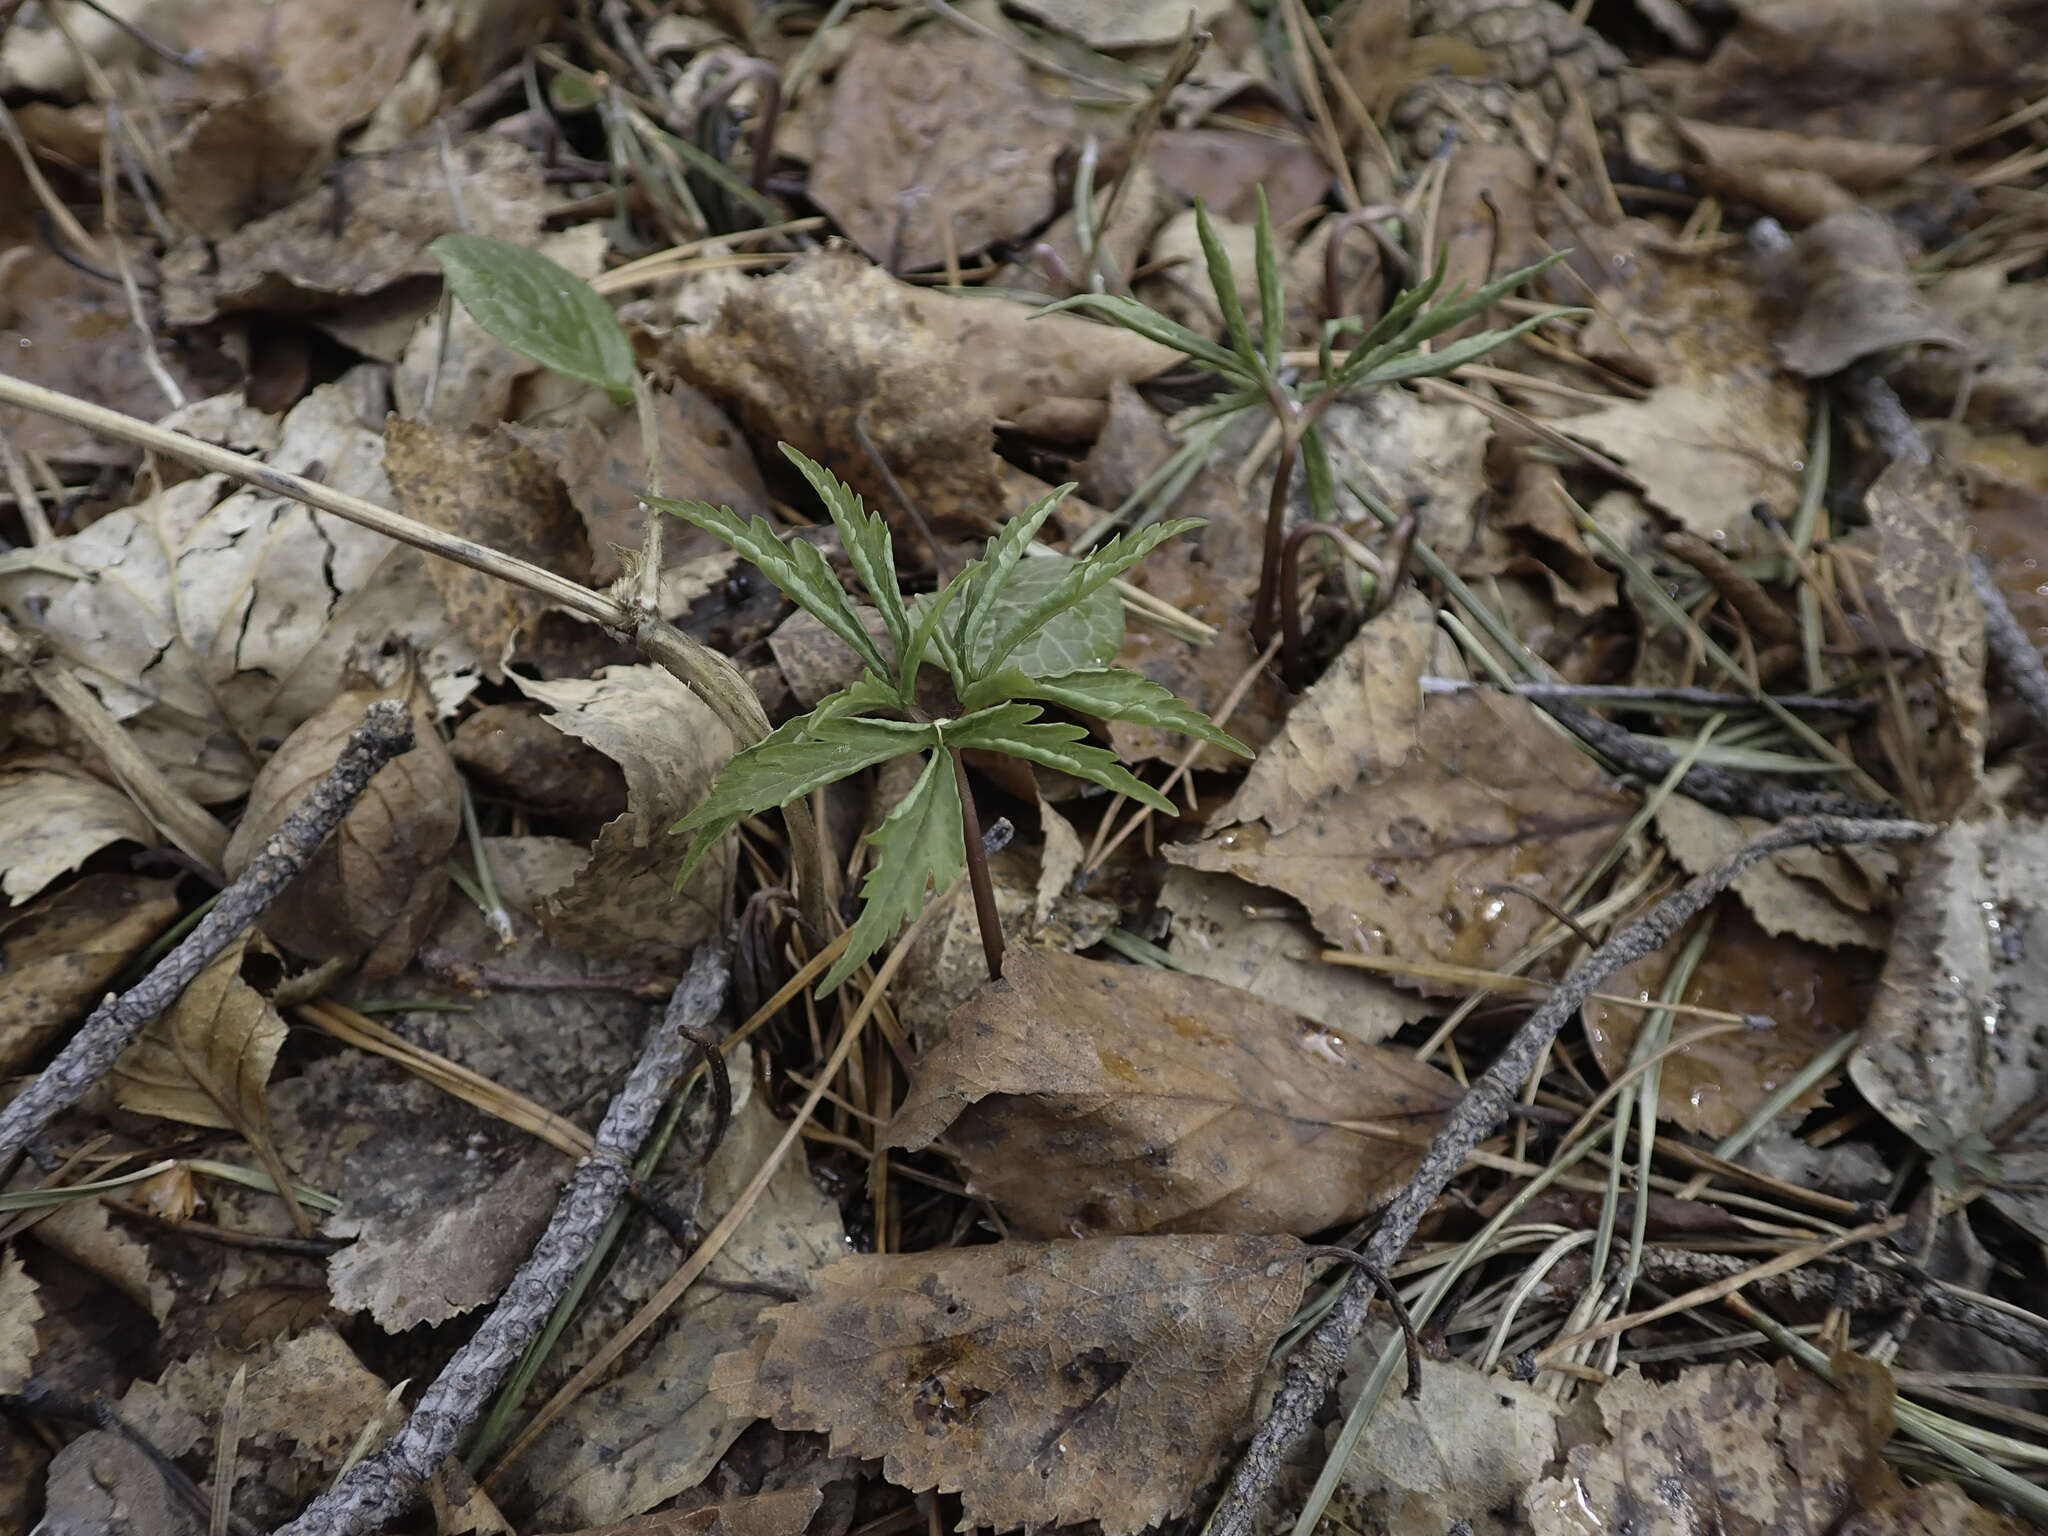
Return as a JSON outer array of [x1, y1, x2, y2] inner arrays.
[[978, 518, 1202, 679], [818, 750, 965, 995], [430, 235, 637, 406], [954, 485, 1074, 665], [1196, 198, 1260, 374], [942, 711, 1175, 815], [966, 557, 1124, 680], [650, 496, 891, 678], [1253, 186, 1284, 376], [780, 445, 910, 667], [1035, 293, 1253, 380], [672, 713, 936, 888], [961, 667, 1252, 756]]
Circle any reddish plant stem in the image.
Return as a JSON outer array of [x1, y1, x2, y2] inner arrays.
[[950, 747, 1005, 983]]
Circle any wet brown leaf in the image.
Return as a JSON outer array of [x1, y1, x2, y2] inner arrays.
[[0, 874, 178, 1074], [1169, 690, 1635, 989], [514, 665, 736, 968], [0, 759, 156, 905], [1773, 209, 1964, 378], [1585, 901, 1879, 1138], [888, 950, 1459, 1237], [711, 1234, 1308, 1534], [112, 930, 286, 1136], [384, 419, 593, 676], [225, 668, 460, 977], [809, 30, 1073, 273]]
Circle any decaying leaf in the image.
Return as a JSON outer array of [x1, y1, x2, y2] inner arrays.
[[1006, 0, 1233, 50], [0, 377, 479, 804], [1169, 690, 1635, 989], [0, 874, 178, 1074], [0, 1253, 40, 1398], [514, 665, 736, 968], [383, 419, 593, 674], [1890, 267, 2048, 442], [1586, 902, 1880, 1138], [808, 30, 1073, 273], [223, 667, 460, 977], [30, 1198, 174, 1322], [711, 1234, 1307, 1534], [1656, 796, 1891, 950], [1851, 815, 2048, 1241], [1316, 389, 1492, 555], [546, 1489, 825, 1536], [450, 703, 629, 825], [112, 930, 287, 1138], [0, 759, 156, 904], [1773, 208, 1965, 378], [888, 950, 1459, 1236]]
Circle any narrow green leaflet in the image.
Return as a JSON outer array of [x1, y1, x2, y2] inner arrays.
[[953, 484, 1073, 665], [1341, 311, 1571, 389], [979, 518, 1203, 677], [650, 495, 890, 678], [1253, 187, 1284, 376], [906, 590, 967, 694], [1035, 293, 1253, 380], [430, 235, 637, 407], [671, 714, 937, 887], [818, 751, 965, 994], [942, 710, 1175, 815], [1195, 198, 1260, 373], [898, 580, 965, 699], [969, 557, 1124, 679], [780, 445, 910, 665], [961, 667, 1251, 756]]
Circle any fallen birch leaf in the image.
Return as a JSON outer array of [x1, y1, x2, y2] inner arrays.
[[711, 1234, 1307, 1534], [113, 930, 287, 1137], [0, 874, 179, 1074], [1656, 796, 1890, 950], [888, 950, 1459, 1236], [0, 758, 157, 905]]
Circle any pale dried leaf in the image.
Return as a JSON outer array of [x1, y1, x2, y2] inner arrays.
[[0, 1252, 43, 1395], [711, 1234, 1307, 1534], [0, 874, 179, 1074], [1656, 796, 1889, 949], [0, 761, 156, 904], [112, 930, 287, 1135], [1034, 796, 1084, 928], [888, 950, 1459, 1236], [31, 1198, 174, 1322]]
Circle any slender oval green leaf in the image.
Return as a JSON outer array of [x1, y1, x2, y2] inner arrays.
[[1195, 198, 1260, 374], [1253, 186, 1284, 375], [1035, 293, 1253, 380], [961, 667, 1251, 756], [1344, 310, 1573, 388], [779, 445, 910, 666], [818, 750, 965, 995], [430, 235, 636, 406]]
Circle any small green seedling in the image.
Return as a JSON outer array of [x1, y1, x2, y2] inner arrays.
[[1043, 190, 1569, 655], [430, 234, 638, 407], [655, 453, 1249, 994]]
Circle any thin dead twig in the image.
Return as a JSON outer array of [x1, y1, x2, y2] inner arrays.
[[1206, 813, 1935, 1536], [0, 701, 416, 1170], [1971, 555, 2048, 741], [271, 945, 731, 1536]]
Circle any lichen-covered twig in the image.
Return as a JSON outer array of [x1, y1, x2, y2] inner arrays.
[[271, 944, 731, 1536], [1205, 813, 1936, 1536], [0, 701, 416, 1169]]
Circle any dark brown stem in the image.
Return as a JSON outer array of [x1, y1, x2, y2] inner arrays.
[[950, 748, 1005, 983], [1278, 522, 1346, 683], [1250, 403, 1301, 654], [697, 56, 783, 194]]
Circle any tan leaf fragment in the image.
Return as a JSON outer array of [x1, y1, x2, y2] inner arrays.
[[711, 1234, 1307, 1535], [0, 874, 178, 1074], [0, 760, 156, 904], [383, 419, 593, 675], [888, 950, 1459, 1237], [1655, 796, 1889, 950], [0, 1252, 43, 1395], [30, 1198, 174, 1322], [1169, 690, 1635, 990], [112, 930, 286, 1135], [1774, 209, 1965, 378], [545, 1488, 824, 1536], [515, 665, 736, 967], [224, 668, 461, 977]]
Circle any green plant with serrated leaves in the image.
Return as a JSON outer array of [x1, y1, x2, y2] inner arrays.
[[1044, 190, 1569, 663], [653, 447, 1249, 994]]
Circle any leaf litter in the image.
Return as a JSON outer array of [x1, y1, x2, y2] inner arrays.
[[3, 1, 2047, 1533]]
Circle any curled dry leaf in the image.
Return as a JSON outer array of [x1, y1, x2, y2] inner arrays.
[[1585, 902, 1880, 1139], [808, 31, 1073, 273], [0, 874, 179, 1074], [0, 377, 479, 804], [515, 665, 736, 968], [1674, 119, 1932, 227], [1850, 815, 2048, 1242], [1772, 208, 1965, 378], [887, 950, 1459, 1237], [224, 668, 459, 977], [0, 758, 157, 905], [112, 930, 287, 1138], [1169, 689, 1635, 990], [711, 1233, 1307, 1535]]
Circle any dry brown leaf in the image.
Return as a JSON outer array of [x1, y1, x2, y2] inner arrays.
[[1170, 690, 1634, 988], [1212, 589, 1433, 835], [1436, 143, 1542, 343], [383, 419, 593, 676], [224, 667, 460, 977], [0, 759, 157, 904], [162, 134, 544, 325], [0, 1253, 41, 1397], [1773, 209, 1965, 377], [30, 1198, 174, 1322], [0, 377, 479, 804], [1586, 901, 1879, 1138], [1005, 0, 1233, 49], [514, 665, 736, 968], [888, 950, 1459, 1236], [1528, 1359, 2022, 1535], [1656, 796, 1890, 950], [711, 1234, 1307, 1534], [1464, 457, 1619, 615], [1145, 130, 1332, 227], [808, 30, 1073, 272], [1334, 0, 1413, 121], [0, 874, 178, 1074], [1850, 815, 2048, 1244], [1316, 388, 1491, 554], [42, 1432, 192, 1536], [1675, 119, 1931, 228], [161, 90, 334, 240], [112, 930, 287, 1137], [546, 1489, 825, 1536], [450, 703, 628, 825], [1890, 267, 2048, 441]]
